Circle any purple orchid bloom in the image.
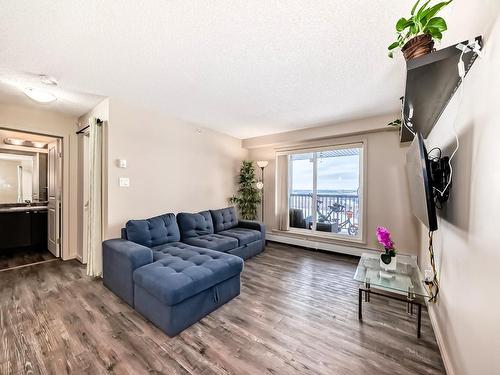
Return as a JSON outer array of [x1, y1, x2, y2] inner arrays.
[[376, 226, 395, 250]]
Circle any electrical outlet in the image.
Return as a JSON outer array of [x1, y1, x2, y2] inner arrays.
[[119, 177, 130, 187]]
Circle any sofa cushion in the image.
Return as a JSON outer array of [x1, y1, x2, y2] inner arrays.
[[151, 242, 199, 261], [126, 213, 180, 247], [177, 211, 214, 239], [133, 247, 243, 306], [218, 228, 261, 246], [183, 234, 238, 252], [210, 207, 239, 232]]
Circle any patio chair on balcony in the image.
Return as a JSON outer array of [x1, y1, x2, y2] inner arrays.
[[289, 208, 307, 229]]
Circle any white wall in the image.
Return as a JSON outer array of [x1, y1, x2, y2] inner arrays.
[[104, 98, 248, 239], [246, 113, 420, 255], [418, 7, 500, 375], [0, 103, 79, 260]]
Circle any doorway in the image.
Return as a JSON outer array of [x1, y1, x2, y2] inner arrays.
[[0, 129, 62, 271]]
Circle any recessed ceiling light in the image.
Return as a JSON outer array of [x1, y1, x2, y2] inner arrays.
[[23, 87, 57, 103]]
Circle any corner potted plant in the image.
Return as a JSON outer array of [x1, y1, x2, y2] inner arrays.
[[388, 0, 453, 60], [376, 227, 397, 273], [229, 160, 261, 220]]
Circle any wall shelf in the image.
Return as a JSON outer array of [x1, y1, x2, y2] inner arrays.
[[400, 36, 482, 143]]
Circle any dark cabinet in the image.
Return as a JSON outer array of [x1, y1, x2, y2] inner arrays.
[[30, 210, 48, 250], [0, 210, 48, 251]]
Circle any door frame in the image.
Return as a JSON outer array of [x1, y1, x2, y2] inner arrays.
[[0, 127, 65, 258]]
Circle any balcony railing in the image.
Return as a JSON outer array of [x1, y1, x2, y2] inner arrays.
[[289, 193, 360, 235]]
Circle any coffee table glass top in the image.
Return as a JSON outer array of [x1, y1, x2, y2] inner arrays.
[[353, 253, 429, 298]]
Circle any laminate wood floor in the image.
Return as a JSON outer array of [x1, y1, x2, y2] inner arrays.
[[0, 247, 56, 271], [0, 242, 445, 375]]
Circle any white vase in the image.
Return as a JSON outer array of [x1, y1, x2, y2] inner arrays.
[[380, 254, 397, 271]]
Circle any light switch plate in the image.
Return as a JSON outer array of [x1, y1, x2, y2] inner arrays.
[[119, 177, 130, 187]]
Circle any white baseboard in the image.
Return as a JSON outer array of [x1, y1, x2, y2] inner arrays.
[[427, 305, 453, 375], [266, 233, 379, 257]]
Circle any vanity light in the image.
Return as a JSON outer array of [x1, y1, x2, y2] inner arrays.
[[4, 138, 47, 149], [31, 142, 47, 148], [5, 138, 25, 146], [23, 87, 57, 103]]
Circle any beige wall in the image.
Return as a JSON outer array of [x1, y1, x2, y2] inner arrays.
[[104, 98, 248, 239], [247, 113, 420, 255], [418, 9, 500, 375], [0, 103, 78, 260]]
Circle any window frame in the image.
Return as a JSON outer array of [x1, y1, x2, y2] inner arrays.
[[278, 140, 367, 244]]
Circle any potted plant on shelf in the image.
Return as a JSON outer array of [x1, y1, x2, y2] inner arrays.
[[388, 0, 453, 60], [387, 118, 402, 129], [376, 227, 398, 274]]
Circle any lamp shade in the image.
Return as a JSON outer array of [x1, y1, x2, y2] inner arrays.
[[256, 160, 269, 168]]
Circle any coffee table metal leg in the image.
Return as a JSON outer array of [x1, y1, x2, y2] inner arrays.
[[358, 288, 363, 321], [417, 303, 422, 338]]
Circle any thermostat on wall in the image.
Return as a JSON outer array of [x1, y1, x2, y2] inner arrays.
[[118, 159, 127, 168]]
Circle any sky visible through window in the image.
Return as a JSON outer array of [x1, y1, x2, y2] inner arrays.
[[291, 152, 360, 194]]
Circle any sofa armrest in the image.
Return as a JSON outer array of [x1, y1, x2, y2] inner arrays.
[[238, 220, 266, 237], [102, 239, 153, 306]]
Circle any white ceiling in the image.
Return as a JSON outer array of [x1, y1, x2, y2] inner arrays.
[[0, 1, 495, 138]]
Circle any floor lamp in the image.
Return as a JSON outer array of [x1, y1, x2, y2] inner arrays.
[[256, 160, 268, 222]]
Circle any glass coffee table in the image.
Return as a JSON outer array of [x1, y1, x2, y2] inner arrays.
[[354, 253, 430, 338]]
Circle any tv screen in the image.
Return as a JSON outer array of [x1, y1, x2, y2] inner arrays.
[[406, 133, 438, 231]]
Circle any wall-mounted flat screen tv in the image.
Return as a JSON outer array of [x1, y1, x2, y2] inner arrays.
[[406, 132, 438, 231]]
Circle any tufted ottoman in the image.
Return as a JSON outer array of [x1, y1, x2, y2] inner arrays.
[[132, 246, 243, 336]]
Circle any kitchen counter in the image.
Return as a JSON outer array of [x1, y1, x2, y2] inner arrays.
[[0, 206, 48, 213]]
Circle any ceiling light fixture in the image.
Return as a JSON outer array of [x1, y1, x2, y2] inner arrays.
[[23, 87, 57, 103]]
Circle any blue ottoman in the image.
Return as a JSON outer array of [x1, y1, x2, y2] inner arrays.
[[132, 246, 243, 336]]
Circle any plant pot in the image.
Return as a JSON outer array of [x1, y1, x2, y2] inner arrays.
[[401, 34, 435, 61], [380, 252, 397, 272]]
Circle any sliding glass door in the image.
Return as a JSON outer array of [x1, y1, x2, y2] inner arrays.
[[287, 145, 363, 240]]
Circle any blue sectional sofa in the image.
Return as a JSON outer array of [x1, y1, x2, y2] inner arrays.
[[177, 207, 265, 260], [102, 207, 265, 336]]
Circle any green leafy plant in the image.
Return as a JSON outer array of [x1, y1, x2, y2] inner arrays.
[[229, 160, 261, 220], [388, 0, 452, 58], [388, 118, 402, 129]]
